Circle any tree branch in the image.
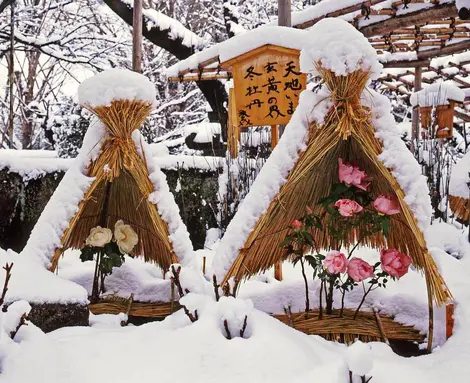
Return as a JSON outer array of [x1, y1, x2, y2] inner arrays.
[[103, 0, 228, 139]]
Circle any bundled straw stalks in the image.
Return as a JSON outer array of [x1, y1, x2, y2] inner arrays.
[[51, 99, 177, 272], [222, 64, 451, 307], [449, 195, 470, 222], [273, 309, 424, 344]]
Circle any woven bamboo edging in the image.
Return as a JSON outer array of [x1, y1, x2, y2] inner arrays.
[[89, 300, 180, 318], [273, 309, 425, 344]]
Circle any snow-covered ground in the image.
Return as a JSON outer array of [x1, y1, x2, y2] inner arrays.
[[0, 221, 469, 383]]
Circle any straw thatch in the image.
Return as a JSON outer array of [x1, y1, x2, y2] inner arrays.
[[449, 195, 470, 222], [50, 99, 178, 272], [222, 64, 452, 306], [273, 309, 424, 344], [89, 299, 180, 318]]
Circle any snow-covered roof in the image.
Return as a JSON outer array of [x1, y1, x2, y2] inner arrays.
[[411, 81, 465, 107], [166, 26, 308, 79]]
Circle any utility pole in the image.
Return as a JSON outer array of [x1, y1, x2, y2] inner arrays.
[[8, 0, 15, 148], [132, 0, 143, 72], [274, 0, 291, 282]]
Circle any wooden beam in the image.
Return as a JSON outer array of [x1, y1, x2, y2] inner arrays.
[[416, 39, 470, 60], [294, 0, 387, 29], [455, 109, 470, 122], [361, 3, 458, 38], [382, 59, 430, 68]]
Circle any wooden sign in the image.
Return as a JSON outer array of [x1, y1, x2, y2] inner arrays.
[[223, 45, 306, 128]]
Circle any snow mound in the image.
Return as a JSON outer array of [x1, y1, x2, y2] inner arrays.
[[300, 18, 382, 79], [78, 69, 156, 107], [410, 82, 465, 107], [425, 222, 470, 260], [0, 248, 87, 305], [449, 150, 470, 199]]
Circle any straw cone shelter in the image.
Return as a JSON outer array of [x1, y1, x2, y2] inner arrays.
[[221, 63, 452, 308], [24, 70, 192, 274]]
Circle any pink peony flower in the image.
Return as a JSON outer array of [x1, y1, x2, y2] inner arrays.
[[323, 250, 348, 274], [373, 195, 401, 215], [347, 258, 375, 282], [380, 249, 411, 279], [291, 220, 303, 230], [334, 199, 363, 217], [338, 158, 370, 191]]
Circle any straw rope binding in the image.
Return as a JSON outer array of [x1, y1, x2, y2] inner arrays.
[[273, 309, 424, 343]]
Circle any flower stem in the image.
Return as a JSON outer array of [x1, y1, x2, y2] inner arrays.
[[340, 287, 346, 317], [300, 258, 310, 314], [319, 279, 323, 319], [354, 282, 374, 319], [91, 251, 101, 303], [326, 275, 335, 315]]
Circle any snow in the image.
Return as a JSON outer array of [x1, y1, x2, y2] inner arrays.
[[211, 88, 332, 281], [133, 131, 194, 266], [166, 26, 309, 77], [78, 69, 156, 108], [121, 0, 204, 49], [184, 121, 221, 143], [411, 82, 465, 107], [378, 51, 418, 63], [456, 0, 470, 11], [300, 18, 382, 79], [20, 119, 106, 267], [58, 250, 173, 302], [0, 151, 72, 181], [449, 149, 470, 199], [1, 221, 470, 382], [368, 89, 433, 232], [0, 248, 87, 305]]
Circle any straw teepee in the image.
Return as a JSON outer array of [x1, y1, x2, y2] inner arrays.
[[213, 19, 451, 311], [449, 150, 470, 222], [23, 69, 193, 273]]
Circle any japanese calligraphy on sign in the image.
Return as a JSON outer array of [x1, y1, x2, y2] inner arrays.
[[225, 45, 306, 128]]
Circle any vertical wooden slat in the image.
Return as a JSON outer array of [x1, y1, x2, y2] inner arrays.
[[271, 124, 279, 149], [446, 302, 455, 339], [411, 66, 422, 153], [228, 88, 239, 158]]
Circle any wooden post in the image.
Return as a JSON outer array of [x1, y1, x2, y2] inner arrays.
[[278, 0, 291, 28], [446, 302, 455, 339], [132, 0, 143, 73], [271, 125, 279, 149], [278, 0, 291, 138], [411, 66, 422, 154]]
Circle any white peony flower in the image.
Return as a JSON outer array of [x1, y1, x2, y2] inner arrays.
[[85, 226, 112, 247], [114, 220, 138, 254]]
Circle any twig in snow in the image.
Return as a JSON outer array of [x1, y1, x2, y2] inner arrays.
[[239, 315, 248, 338], [0, 263, 13, 310], [223, 319, 232, 339], [10, 312, 28, 339], [213, 275, 220, 301]]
